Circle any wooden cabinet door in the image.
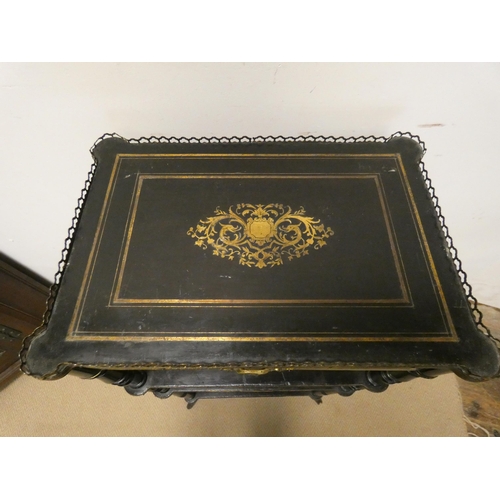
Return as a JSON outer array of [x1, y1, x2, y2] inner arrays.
[[0, 255, 49, 387]]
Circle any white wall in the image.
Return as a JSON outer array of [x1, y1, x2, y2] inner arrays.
[[1, 63, 499, 306]]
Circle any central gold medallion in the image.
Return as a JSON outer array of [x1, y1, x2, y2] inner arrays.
[[187, 203, 334, 269], [248, 220, 272, 240]]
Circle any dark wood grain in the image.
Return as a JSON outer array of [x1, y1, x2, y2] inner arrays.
[[457, 304, 500, 437], [0, 254, 50, 387]]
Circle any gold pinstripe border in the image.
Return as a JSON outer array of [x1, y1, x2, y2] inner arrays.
[[111, 173, 410, 306], [67, 153, 457, 342]]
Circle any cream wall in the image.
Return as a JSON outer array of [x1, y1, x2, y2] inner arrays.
[[1, 63, 499, 306]]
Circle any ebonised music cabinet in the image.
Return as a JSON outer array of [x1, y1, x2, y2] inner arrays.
[[22, 133, 500, 407]]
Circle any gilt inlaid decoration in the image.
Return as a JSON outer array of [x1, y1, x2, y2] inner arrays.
[[187, 203, 334, 268]]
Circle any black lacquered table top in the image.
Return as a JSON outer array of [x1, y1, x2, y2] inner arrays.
[[24, 136, 500, 380]]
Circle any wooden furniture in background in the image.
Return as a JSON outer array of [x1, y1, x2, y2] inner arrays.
[[457, 304, 500, 437], [0, 254, 50, 387]]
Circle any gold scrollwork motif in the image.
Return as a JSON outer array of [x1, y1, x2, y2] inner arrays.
[[187, 204, 334, 268]]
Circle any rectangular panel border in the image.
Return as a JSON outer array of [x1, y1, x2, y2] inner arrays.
[[67, 153, 457, 342]]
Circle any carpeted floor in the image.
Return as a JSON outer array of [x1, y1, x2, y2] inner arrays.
[[0, 370, 466, 436]]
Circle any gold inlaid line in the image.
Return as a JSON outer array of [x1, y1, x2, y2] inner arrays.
[[111, 176, 145, 304], [111, 173, 410, 306], [373, 174, 411, 304], [116, 153, 400, 158], [69, 333, 453, 342], [108, 172, 140, 306], [139, 174, 389, 179], [112, 298, 411, 305], [68, 154, 122, 336], [395, 154, 457, 340]]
